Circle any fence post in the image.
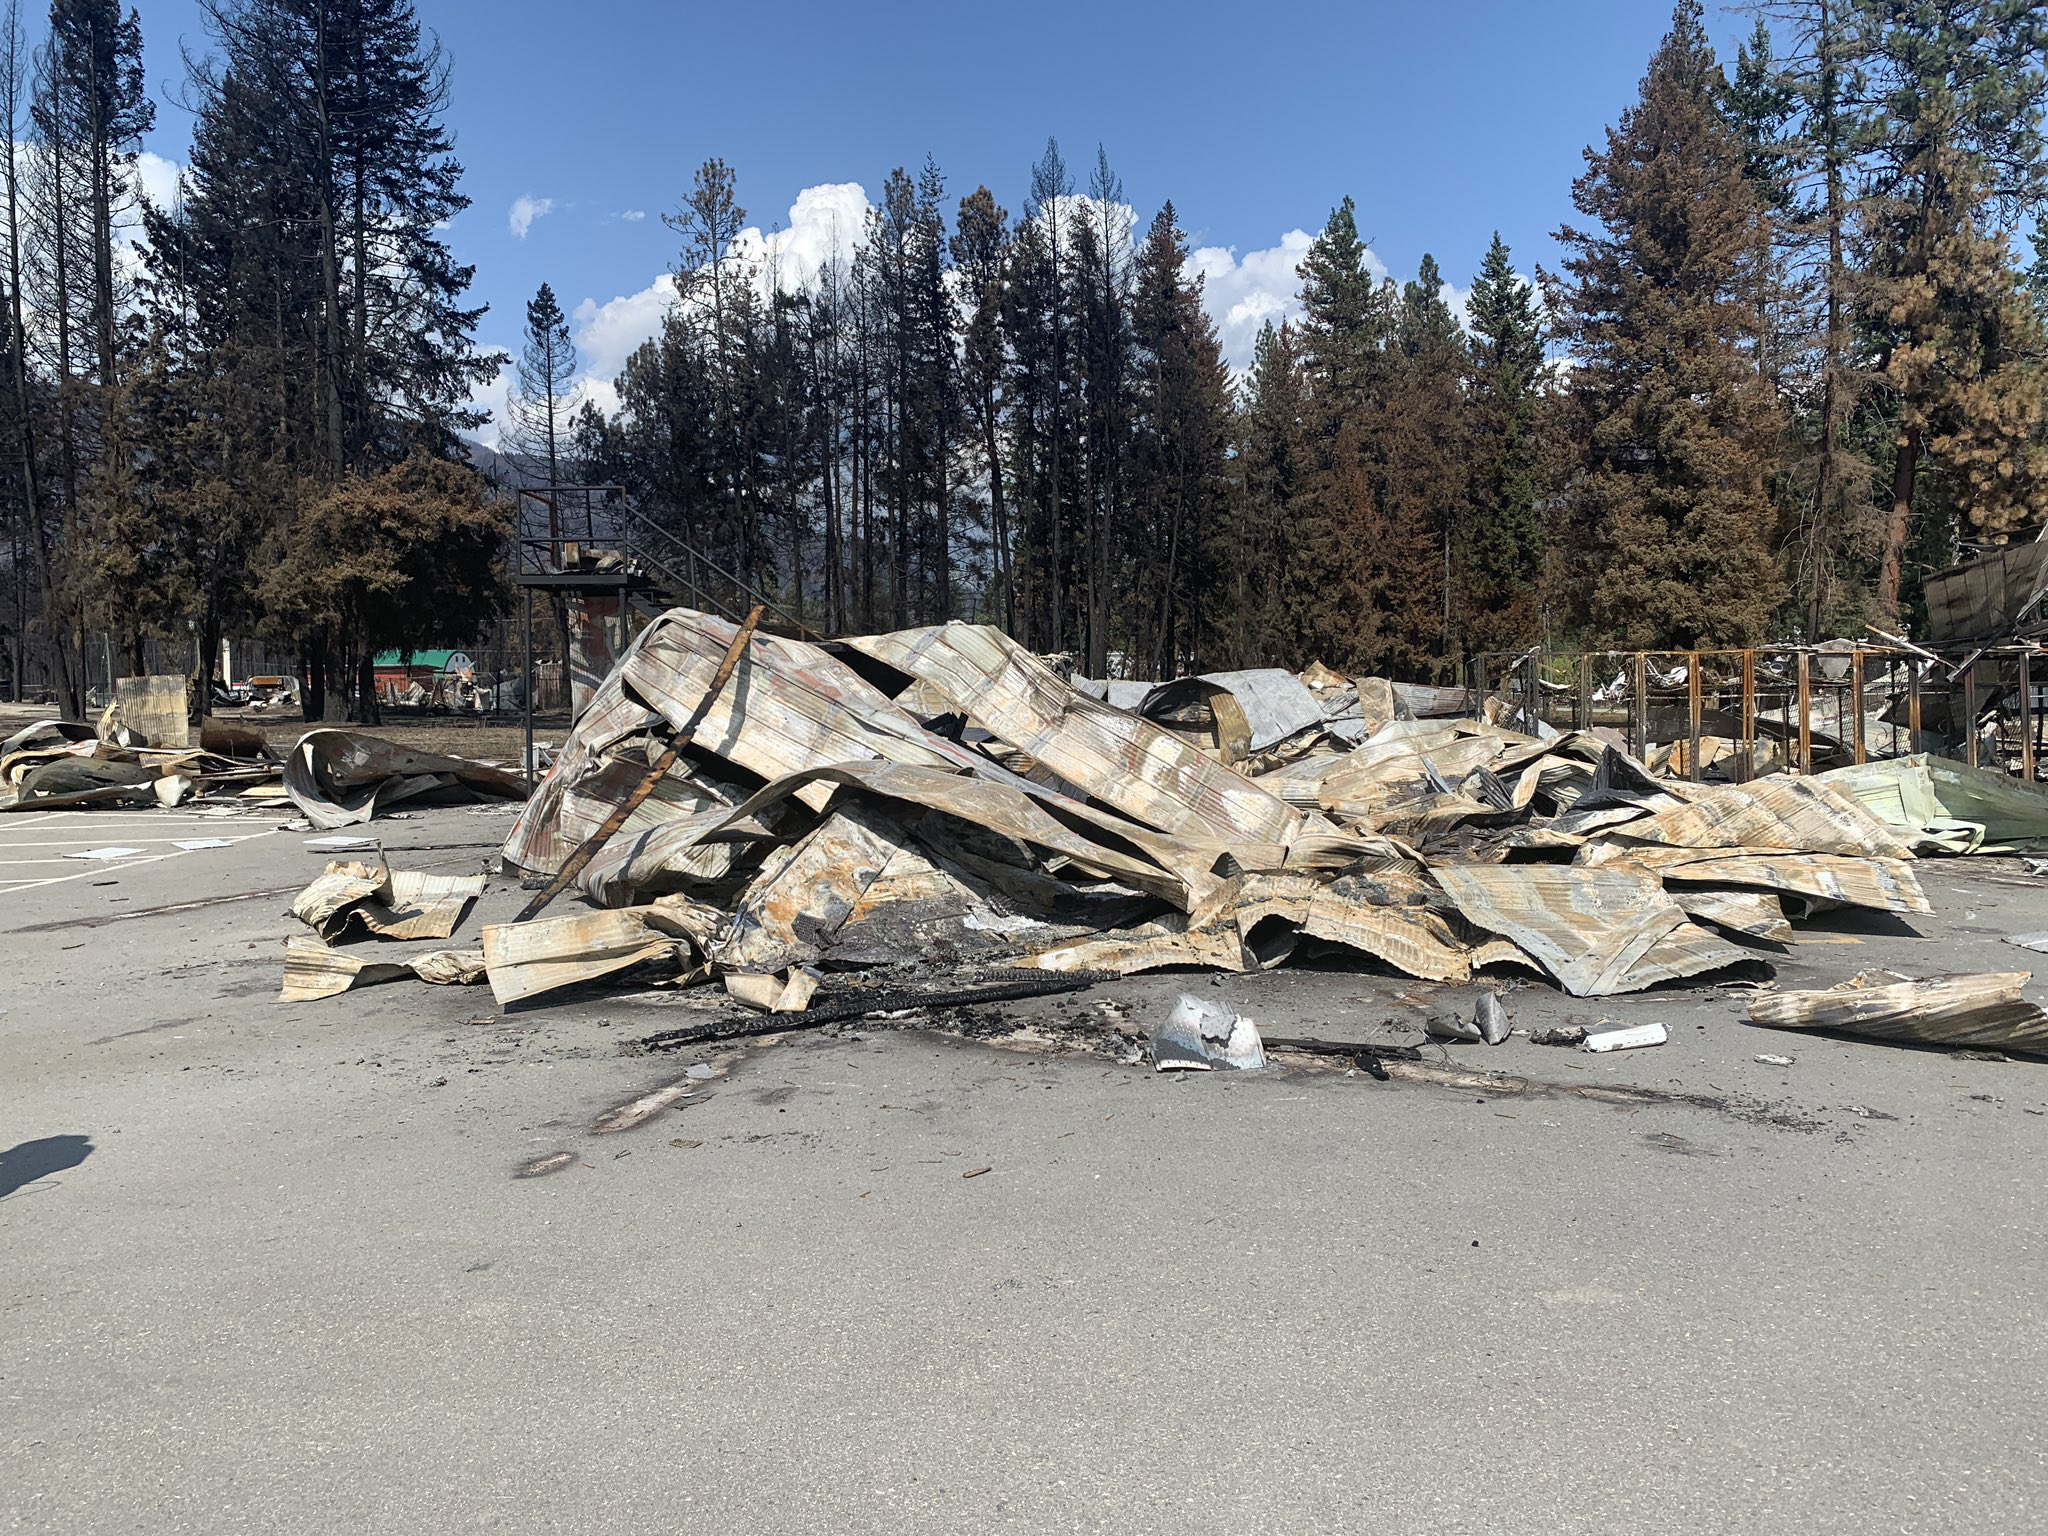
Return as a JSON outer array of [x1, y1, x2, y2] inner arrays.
[[2022, 650, 2035, 782], [1577, 653, 1593, 732], [1908, 659, 1923, 750], [1739, 650, 1756, 783], [1851, 650, 1866, 765], [1631, 653, 1649, 761], [1796, 650, 1812, 775], [1964, 660, 1979, 768], [1687, 652, 1702, 782]]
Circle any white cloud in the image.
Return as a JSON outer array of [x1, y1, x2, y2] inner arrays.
[[508, 194, 554, 239], [620, 209, 646, 222], [1186, 229, 1311, 372], [1186, 230, 1395, 372], [135, 151, 183, 215], [570, 273, 675, 407], [474, 183, 877, 444], [732, 181, 869, 292]]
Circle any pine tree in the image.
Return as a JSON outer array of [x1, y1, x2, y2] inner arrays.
[[509, 281, 578, 524], [1552, 0, 1785, 649], [1221, 321, 1303, 667], [1850, 0, 2048, 619], [1126, 201, 1230, 674], [951, 185, 1012, 632], [1463, 233, 1547, 650], [1294, 196, 1382, 414], [1384, 253, 1468, 663], [1752, 0, 1882, 637]]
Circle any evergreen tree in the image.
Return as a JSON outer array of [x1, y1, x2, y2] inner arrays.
[[951, 185, 1012, 632], [1849, 0, 2048, 619], [1384, 253, 1468, 663], [509, 281, 578, 517], [1126, 201, 1230, 675], [1551, 0, 1785, 649], [1294, 195, 1382, 413], [1221, 321, 1302, 667], [1463, 233, 1547, 650]]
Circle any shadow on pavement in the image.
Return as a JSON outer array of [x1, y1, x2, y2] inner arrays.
[[0, 1134, 94, 1199]]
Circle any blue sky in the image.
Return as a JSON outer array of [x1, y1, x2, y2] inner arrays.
[[133, 0, 1755, 426]]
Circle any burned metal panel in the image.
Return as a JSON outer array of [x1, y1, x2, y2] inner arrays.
[[1672, 888, 1793, 942], [574, 759, 1225, 914], [1137, 670, 1324, 758], [1818, 753, 2048, 854], [1429, 863, 1698, 997], [1576, 842, 1932, 915], [1922, 540, 2048, 642], [1594, 775, 1919, 860], [1748, 970, 2048, 1051], [285, 729, 525, 829], [480, 905, 698, 1005], [840, 623, 1304, 847], [278, 937, 485, 1002]]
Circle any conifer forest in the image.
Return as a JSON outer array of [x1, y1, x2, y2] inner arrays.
[[3, 0, 2046, 719]]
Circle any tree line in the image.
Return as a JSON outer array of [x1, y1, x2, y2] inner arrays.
[[0, 0, 505, 719], [3, 0, 2045, 723], [546, 0, 2048, 678]]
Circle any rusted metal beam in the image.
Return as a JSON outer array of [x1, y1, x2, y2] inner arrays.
[[2023, 651, 2036, 782], [1739, 650, 1756, 783], [1850, 650, 1866, 765], [1965, 661, 1979, 768], [1796, 651, 1812, 775], [1631, 653, 1649, 760], [1687, 652, 1702, 783]]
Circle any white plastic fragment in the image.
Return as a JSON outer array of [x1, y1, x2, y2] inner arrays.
[[65, 846, 146, 860], [1583, 1021, 1668, 1053], [304, 835, 377, 852], [173, 839, 233, 851], [1152, 994, 1265, 1071], [1754, 1053, 1795, 1066]]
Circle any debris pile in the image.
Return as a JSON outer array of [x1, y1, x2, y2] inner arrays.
[[464, 608, 1968, 1021], [1, 717, 283, 810]]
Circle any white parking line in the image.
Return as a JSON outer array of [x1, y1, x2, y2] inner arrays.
[[0, 826, 279, 898]]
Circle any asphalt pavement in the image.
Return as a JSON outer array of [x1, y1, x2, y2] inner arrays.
[[2, 801, 2043, 1533]]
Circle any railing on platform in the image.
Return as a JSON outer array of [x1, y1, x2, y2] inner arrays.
[[1467, 643, 2045, 782]]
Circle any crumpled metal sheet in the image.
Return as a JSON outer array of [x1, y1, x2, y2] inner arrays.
[[480, 900, 704, 1005], [291, 859, 486, 942], [576, 759, 1227, 913], [708, 800, 1035, 974], [1672, 888, 1793, 942], [285, 729, 525, 829], [278, 936, 485, 1002], [1137, 670, 1324, 759], [503, 610, 1033, 875], [1818, 753, 2048, 855], [1299, 873, 1473, 983], [1430, 863, 1748, 997], [1576, 842, 1932, 915], [1748, 969, 2048, 1050], [1587, 775, 1918, 860], [839, 623, 1303, 847]]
